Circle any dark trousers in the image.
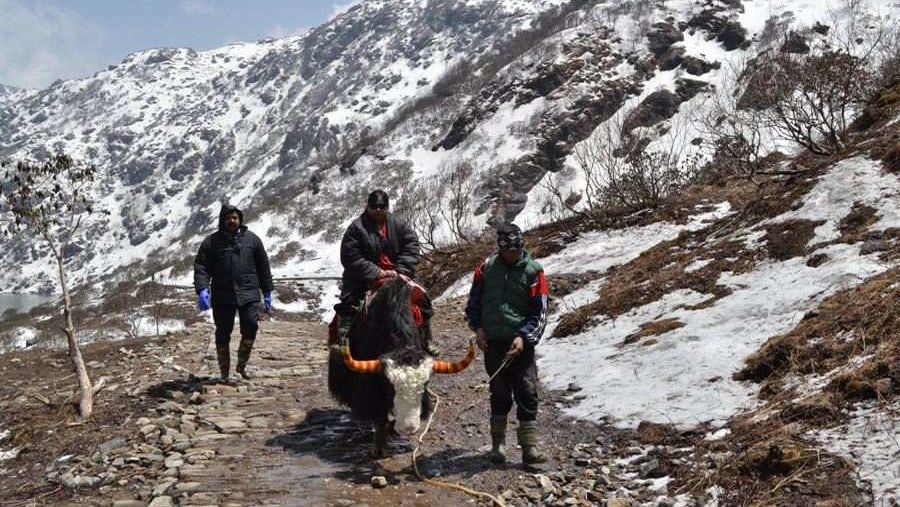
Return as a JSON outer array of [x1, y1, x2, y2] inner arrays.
[[212, 302, 259, 349], [485, 338, 539, 422]]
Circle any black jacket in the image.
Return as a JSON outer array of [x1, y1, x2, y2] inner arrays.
[[193, 204, 274, 306], [339, 212, 419, 295]]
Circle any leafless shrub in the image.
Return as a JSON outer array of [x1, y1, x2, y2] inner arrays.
[[742, 48, 875, 155], [695, 59, 770, 182], [395, 158, 478, 255], [603, 147, 701, 212], [736, 1, 893, 155], [542, 111, 700, 217]]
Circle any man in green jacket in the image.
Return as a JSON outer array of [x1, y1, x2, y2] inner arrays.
[[465, 223, 549, 466]]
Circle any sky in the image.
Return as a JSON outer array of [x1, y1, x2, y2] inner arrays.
[[0, 0, 362, 90]]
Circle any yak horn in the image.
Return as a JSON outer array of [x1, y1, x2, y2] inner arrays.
[[342, 345, 381, 373], [433, 341, 476, 374]]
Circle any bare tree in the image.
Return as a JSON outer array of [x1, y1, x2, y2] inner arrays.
[[745, 48, 875, 155], [543, 108, 700, 216], [149, 274, 164, 338], [541, 110, 628, 219], [394, 158, 479, 255], [0, 154, 101, 419], [695, 58, 770, 182], [437, 158, 477, 245], [395, 177, 444, 255]]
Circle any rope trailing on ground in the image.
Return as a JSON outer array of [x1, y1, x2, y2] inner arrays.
[[411, 386, 507, 507]]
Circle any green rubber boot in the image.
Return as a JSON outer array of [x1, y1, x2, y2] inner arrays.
[[488, 416, 507, 464], [517, 421, 547, 465]]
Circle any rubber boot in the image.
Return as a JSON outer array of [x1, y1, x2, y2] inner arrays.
[[488, 416, 507, 464], [216, 345, 230, 382], [236, 337, 254, 379], [517, 421, 547, 465], [331, 312, 355, 360], [421, 323, 441, 357]]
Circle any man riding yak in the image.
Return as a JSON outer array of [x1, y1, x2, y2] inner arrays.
[[332, 190, 439, 357]]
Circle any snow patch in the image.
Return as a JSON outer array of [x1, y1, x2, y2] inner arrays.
[[815, 401, 900, 505]]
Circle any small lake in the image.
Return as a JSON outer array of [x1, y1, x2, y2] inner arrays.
[[0, 293, 56, 318]]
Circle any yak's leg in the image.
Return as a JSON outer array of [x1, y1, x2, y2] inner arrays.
[[372, 421, 388, 459]]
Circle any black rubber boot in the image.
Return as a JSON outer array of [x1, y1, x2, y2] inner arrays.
[[517, 421, 547, 465], [216, 345, 230, 381], [488, 416, 507, 464], [421, 323, 441, 357], [236, 337, 254, 379]]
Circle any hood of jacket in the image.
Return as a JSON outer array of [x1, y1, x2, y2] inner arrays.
[[218, 204, 244, 233]]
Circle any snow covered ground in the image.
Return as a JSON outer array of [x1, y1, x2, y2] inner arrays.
[[537, 154, 900, 428], [524, 153, 900, 500], [815, 401, 900, 505]]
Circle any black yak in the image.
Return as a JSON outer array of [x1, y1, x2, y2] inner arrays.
[[327, 278, 474, 457]]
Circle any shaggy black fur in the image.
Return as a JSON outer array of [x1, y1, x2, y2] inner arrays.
[[327, 278, 434, 423]]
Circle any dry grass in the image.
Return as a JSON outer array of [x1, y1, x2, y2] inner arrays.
[[736, 267, 900, 407], [837, 203, 879, 244], [552, 232, 756, 338], [673, 411, 864, 506], [763, 219, 823, 260], [622, 317, 685, 345]]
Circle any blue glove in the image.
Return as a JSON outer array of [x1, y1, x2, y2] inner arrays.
[[198, 288, 211, 311], [263, 292, 273, 314]]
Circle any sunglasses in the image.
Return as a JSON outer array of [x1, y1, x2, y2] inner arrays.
[[369, 204, 388, 210]]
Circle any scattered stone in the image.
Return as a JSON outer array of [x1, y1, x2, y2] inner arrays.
[[175, 481, 203, 492], [100, 437, 129, 454], [148, 497, 174, 507], [370, 475, 388, 488], [152, 479, 177, 496], [861, 239, 890, 255], [62, 473, 102, 489], [535, 474, 558, 495], [639, 458, 660, 479], [112, 501, 146, 507]]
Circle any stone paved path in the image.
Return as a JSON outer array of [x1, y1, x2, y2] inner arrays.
[[113, 318, 473, 507]]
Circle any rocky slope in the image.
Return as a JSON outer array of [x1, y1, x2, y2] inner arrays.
[[2, 0, 872, 296]]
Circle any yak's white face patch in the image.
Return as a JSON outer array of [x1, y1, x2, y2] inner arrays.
[[383, 358, 434, 435]]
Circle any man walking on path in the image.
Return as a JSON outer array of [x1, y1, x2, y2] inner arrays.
[[334, 190, 438, 355], [465, 223, 549, 466], [194, 204, 274, 381]]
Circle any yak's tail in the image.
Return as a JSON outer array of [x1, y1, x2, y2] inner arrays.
[[327, 347, 355, 407]]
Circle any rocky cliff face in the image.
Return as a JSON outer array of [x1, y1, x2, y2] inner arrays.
[[0, 0, 887, 294]]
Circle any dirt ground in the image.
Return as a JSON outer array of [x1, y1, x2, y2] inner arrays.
[[0, 300, 660, 507], [0, 294, 878, 506]]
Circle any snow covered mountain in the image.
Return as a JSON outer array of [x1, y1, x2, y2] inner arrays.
[[1, 0, 583, 294], [0, 84, 19, 97], [0, 0, 896, 298]]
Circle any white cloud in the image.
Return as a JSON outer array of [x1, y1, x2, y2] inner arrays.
[[180, 0, 220, 16], [329, 0, 363, 21], [0, 0, 106, 89]]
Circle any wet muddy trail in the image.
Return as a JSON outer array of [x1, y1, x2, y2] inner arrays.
[[1, 303, 673, 507]]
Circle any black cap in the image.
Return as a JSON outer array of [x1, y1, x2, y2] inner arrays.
[[367, 190, 389, 209], [497, 223, 524, 251]]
